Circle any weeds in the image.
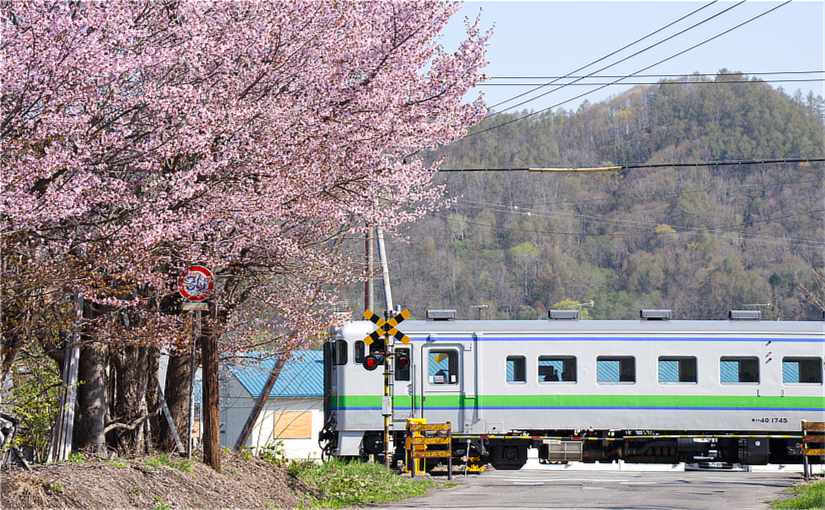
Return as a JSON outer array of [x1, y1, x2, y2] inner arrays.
[[290, 459, 434, 508], [144, 453, 193, 473], [772, 480, 825, 509], [108, 458, 129, 469], [66, 452, 86, 464], [151, 496, 171, 510], [43, 481, 64, 494]]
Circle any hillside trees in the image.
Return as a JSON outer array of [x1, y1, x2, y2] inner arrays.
[[378, 77, 824, 321], [1, 0, 487, 455]]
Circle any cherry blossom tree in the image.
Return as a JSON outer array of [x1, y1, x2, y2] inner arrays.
[[2, 1, 487, 454]]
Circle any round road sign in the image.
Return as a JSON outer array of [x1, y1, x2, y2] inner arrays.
[[178, 265, 214, 302]]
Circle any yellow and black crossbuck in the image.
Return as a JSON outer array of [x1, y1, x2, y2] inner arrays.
[[362, 308, 412, 345]]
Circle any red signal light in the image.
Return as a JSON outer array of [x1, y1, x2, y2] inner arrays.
[[397, 356, 410, 369], [363, 354, 383, 371]]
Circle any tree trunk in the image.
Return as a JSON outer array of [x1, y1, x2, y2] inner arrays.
[[159, 352, 194, 452], [110, 345, 150, 454], [233, 352, 288, 451], [73, 343, 109, 456]]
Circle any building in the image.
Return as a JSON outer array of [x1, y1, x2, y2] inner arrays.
[[220, 350, 324, 459]]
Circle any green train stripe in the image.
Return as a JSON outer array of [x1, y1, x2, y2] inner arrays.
[[333, 394, 825, 410]]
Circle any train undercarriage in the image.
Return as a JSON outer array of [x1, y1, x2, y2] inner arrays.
[[335, 429, 818, 471]]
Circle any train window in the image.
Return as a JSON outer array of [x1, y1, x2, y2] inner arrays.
[[597, 356, 635, 383], [354, 341, 365, 364], [658, 356, 697, 383], [334, 340, 348, 365], [720, 357, 759, 383], [783, 357, 823, 384], [506, 356, 526, 383], [428, 350, 458, 385], [538, 356, 576, 382]]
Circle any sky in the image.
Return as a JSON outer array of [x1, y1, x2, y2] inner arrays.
[[440, 1, 825, 114]]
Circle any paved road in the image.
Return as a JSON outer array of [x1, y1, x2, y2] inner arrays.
[[382, 469, 801, 509]]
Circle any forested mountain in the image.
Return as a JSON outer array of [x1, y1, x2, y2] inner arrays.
[[357, 74, 825, 320]]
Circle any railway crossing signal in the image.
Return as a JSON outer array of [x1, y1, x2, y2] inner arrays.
[[363, 308, 412, 345]]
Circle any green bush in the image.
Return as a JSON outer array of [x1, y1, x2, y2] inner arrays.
[[5, 345, 63, 463]]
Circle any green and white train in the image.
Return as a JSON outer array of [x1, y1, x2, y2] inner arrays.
[[320, 309, 825, 469]]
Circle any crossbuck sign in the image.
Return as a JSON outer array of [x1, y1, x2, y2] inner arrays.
[[363, 308, 412, 345]]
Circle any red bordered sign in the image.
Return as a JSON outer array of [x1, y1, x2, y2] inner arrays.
[[177, 265, 214, 302]]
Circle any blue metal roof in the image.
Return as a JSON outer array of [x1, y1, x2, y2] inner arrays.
[[229, 350, 323, 398]]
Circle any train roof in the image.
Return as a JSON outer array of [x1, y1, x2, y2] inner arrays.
[[340, 319, 825, 338]]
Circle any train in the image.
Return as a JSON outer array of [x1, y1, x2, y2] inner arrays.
[[319, 309, 825, 470]]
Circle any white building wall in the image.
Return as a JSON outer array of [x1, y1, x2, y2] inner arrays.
[[220, 374, 323, 460]]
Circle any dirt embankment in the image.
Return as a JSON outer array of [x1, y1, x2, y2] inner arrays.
[[1, 452, 318, 509]]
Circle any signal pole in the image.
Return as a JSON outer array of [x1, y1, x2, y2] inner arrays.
[[376, 228, 394, 469]]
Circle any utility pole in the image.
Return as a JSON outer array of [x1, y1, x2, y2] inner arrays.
[[200, 301, 221, 471], [49, 294, 82, 462], [365, 228, 374, 311], [375, 227, 394, 469]]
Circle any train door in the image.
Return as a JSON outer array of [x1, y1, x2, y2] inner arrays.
[[392, 345, 415, 427], [421, 344, 464, 433]]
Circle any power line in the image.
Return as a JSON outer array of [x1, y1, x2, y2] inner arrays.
[[465, 1, 792, 140], [445, 203, 825, 247], [454, 198, 825, 237], [483, 70, 825, 80], [478, 78, 825, 87], [439, 157, 825, 173], [449, 177, 823, 209], [490, 1, 746, 116], [488, 1, 722, 111]]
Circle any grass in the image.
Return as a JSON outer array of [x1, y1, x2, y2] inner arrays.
[[144, 453, 193, 473], [290, 459, 436, 508], [772, 480, 825, 509], [151, 496, 171, 510], [107, 458, 129, 469], [43, 481, 65, 494]]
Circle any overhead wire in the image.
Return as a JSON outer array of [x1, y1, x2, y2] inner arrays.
[[465, 0, 793, 140], [443, 202, 825, 247], [490, 0, 746, 115], [430, 210, 824, 247], [438, 157, 825, 173], [483, 70, 825, 80], [479, 78, 825, 87], [487, 1, 722, 111]]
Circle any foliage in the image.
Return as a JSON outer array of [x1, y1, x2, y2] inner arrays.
[[43, 482, 65, 495], [2, 0, 489, 359], [66, 452, 86, 464], [5, 346, 63, 463], [772, 480, 825, 509], [551, 299, 591, 320], [373, 76, 825, 321], [152, 496, 172, 510], [144, 453, 193, 473], [259, 441, 287, 467], [291, 460, 434, 508]]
